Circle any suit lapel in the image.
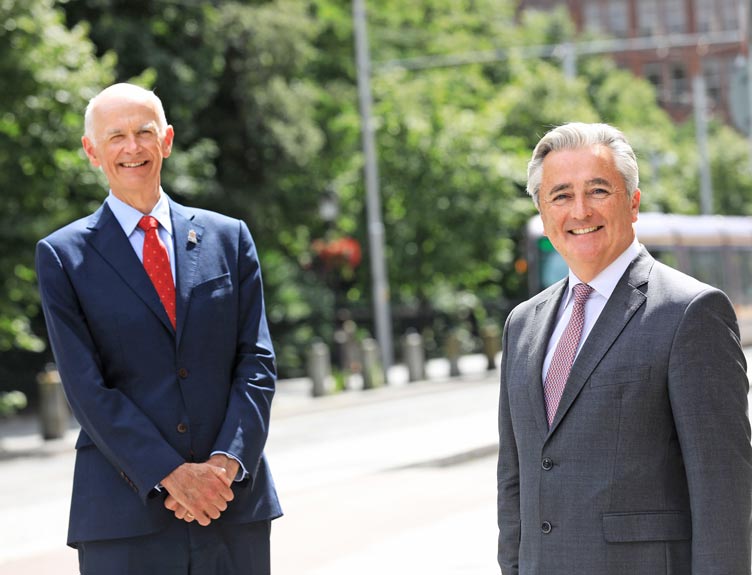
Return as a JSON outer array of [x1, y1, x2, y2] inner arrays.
[[547, 249, 654, 435], [528, 280, 568, 440], [170, 200, 204, 349], [85, 203, 175, 332]]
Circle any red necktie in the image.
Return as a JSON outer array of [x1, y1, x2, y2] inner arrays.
[[543, 283, 593, 427], [138, 216, 176, 328]]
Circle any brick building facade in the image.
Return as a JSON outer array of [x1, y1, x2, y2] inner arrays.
[[517, 0, 747, 128]]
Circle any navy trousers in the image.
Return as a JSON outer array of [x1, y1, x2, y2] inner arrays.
[[77, 520, 271, 575]]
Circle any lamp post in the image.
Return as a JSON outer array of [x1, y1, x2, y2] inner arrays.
[[352, 0, 394, 377]]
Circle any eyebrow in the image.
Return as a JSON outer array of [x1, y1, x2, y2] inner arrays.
[[545, 177, 614, 196], [104, 122, 157, 137], [586, 177, 613, 188], [545, 183, 572, 196]]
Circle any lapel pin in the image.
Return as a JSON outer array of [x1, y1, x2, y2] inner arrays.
[[187, 230, 198, 245]]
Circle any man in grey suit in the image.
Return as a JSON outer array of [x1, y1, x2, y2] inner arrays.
[[497, 122, 752, 574]]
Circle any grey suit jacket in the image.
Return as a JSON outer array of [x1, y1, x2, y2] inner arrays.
[[497, 249, 752, 575]]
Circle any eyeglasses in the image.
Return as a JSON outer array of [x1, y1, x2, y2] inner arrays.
[[542, 189, 624, 208]]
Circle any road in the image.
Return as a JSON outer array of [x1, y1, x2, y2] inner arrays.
[[0, 350, 750, 574]]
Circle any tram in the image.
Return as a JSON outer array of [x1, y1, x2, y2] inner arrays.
[[525, 212, 752, 345]]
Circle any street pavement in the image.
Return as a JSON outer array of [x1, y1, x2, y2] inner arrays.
[[1, 350, 750, 574], [0, 355, 500, 575]]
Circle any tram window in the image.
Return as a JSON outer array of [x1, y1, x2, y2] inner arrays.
[[537, 237, 568, 289], [646, 248, 679, 269], [688, 247, 726, 291], [724, 250, 744, 303], [735, 249, 752, 306]]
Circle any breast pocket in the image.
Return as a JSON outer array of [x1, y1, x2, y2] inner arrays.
[[192, 273, 232, 299]]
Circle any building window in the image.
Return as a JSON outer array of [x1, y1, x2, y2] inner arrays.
[[695, 0, 740, 32], [719, 0, 741, 31], [644, 62, 663, 89], [644, 62, 665, 102], [695, 0, 713, 32], [607, 0, 629, 37], [670, 62, 689, 104], [703, 58, 722, 107], [663, 0, 686, 33], [637, 0, 659, 35], [583, 1, 604, 34]]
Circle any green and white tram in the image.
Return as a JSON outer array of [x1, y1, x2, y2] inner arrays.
[[526, 213, 752, 345]]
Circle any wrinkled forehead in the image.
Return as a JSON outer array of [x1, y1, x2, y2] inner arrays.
[[540, 145, 626, 194], [91, 95, 163, 135]]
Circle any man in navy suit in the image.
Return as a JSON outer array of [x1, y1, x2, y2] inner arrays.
[[36, 83, 281, 574]]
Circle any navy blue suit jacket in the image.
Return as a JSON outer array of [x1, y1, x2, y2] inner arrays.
[[36, 197, 282, 546]]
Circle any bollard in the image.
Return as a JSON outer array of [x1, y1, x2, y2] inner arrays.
[[333, 328, 349, 371], [36, 363, 70, 440], [402, 330, 425, 382], [444, 329, 461, 377], [361, 338, 384, 390], [481, 323, 501, 371], [307, 341, 333, 397], [334, 320, 362, 384]]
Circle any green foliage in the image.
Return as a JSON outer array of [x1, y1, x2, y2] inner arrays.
[[0, 390, 27, 417], [707, 122, 752, 215], [0, 0, 114, 352], [2, 0, 752, 380]]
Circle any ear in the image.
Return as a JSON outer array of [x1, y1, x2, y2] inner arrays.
[[630, 189, 641, 222], [161, 125, 175, 158], [81, 136, 101, 167]]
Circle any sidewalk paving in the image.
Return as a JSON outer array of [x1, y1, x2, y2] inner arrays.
[[0, 354, 499, 575]]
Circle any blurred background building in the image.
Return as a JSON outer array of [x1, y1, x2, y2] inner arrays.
[[517, 0, 748, 129]]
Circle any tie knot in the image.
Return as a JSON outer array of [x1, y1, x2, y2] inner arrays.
[[138, 215, 159, 232], [572, 283, 593, 305]]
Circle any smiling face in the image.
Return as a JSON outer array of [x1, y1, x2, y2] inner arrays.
[[82, 87, 173, 210], [538, 144, 640, 282]]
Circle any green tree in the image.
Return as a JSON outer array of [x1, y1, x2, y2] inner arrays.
[[7, 0, 752, 381], [0, 0, 114, 353]]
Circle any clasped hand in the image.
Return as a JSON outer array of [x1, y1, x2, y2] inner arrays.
[[161, 455, 239, 526]]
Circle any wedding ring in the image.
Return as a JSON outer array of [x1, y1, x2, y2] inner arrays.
[[186, 513, 194, 519]]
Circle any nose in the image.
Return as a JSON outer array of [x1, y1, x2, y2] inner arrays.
[[123, 134, 140, 153], [571, 192, 592, 219]]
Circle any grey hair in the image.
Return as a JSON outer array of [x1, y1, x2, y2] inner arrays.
[[84, 83, 168, 140], [526, 122, 639, 208]]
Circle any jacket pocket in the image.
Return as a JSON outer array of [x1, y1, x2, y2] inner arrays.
[[192, 273, 232, 297], [603, 510, 691, 542], [591, 366, 651, 388]]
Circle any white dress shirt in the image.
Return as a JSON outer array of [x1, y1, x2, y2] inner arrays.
[[542, 237, 642, 382]]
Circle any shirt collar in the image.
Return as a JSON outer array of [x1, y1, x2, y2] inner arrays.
[[565, 237, 641, 303], [106, 189, 173, 237]]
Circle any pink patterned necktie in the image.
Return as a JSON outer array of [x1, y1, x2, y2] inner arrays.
[[138, 216, 176, 328], [543, 283, 593, 427]]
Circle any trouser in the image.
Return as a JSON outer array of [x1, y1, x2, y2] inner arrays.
[[77, 519, 271, 575]]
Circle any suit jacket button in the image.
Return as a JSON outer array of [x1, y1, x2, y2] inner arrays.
[[542, 457, 553, 470], [541, 521, 552, 534], [177, 423, 188, 433], [177, 368, 189, 379]]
